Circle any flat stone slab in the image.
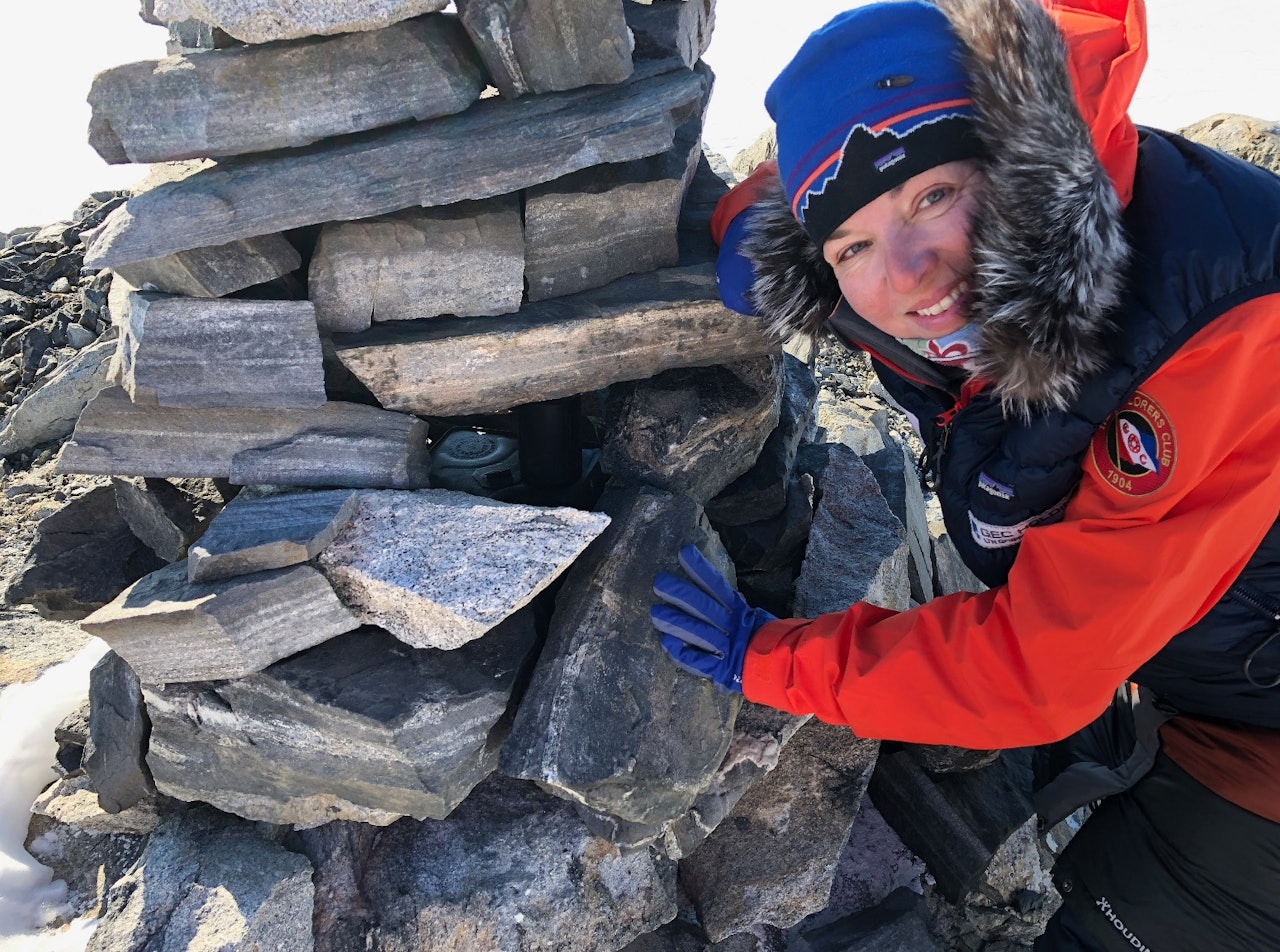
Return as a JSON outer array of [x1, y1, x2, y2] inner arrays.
[[89, 16, 482, 164], [317, 489, 610, 650], [626, 0, 715, 69], [113, 293, 325, 409], [84, 61, 710, 270], [332, 263, 777, 416], [149, 0, 451, 43], [456, 0, 632, 97], [58, 387, 431, 488], [143, 618, 538, 825], [308, 195, 524, 333], [110, 234, 301, 299], [187, 489, 357, 583], [80, 560, 360, 683]]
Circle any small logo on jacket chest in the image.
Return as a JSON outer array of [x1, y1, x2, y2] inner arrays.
[[1090, 391, 1176, 496]]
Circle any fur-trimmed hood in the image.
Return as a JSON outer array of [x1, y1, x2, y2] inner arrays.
[[741, 0, 1134, 416]]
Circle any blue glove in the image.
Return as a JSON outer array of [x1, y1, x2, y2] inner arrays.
[[651, 544, 776, 692]]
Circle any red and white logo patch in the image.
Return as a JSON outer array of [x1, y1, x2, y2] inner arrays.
[[1090, 391, 1177, 496]]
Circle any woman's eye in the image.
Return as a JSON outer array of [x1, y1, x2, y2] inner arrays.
[[920, 186, 951, 209], [836, 240, 869, 263]]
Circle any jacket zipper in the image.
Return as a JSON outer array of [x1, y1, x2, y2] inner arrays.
[[1227, 581, 1280, 689]]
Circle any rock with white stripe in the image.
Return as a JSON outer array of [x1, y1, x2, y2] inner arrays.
[[148, 0, 451, 43]]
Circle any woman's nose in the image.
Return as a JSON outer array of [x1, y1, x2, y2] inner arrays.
[[885, 235, 934, 293]]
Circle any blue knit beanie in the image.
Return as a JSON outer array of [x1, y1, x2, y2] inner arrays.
[[766, 1, 984, 245]]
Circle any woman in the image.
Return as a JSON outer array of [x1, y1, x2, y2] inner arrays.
[[651, 0, 1280, 948]]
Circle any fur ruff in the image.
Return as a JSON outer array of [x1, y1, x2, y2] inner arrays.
[[743, 0, 1129, 416]]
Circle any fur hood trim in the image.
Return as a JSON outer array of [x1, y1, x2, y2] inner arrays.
[[744, 0, 1130, 416]]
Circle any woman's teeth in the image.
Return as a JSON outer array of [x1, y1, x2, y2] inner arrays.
[[915, 281, 968, 317]]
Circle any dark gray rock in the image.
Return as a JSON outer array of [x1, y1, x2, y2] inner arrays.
[[626, 0, 716, 69], [706, 352, 817, 527], [89, 16, 483, 163], [331, 263, 777, 417], [795, 444, 911, 616], [502, 485, 740, 828], [332, 774, 677, 951], [144, 619, 538, 826], [603, 353, 783, 504], [84, 61, 709, 270], [309, 195, 524, 333], [110, 234, 302, 299], [679, 720, 880, 941], [859, 432, 935, 604], [188, 488, 357, 583], [85, 805, 314, 952], [81, 560, 360, 683], [455, 0, 633, 97], [796, 887, 942, 952], [83, 649, 156, 813], [113, 293, 326, 409], [523, 113, 704, 301], [715, 472, 814, 574], [58, 387, 432, 489], [3, 485, 165, 620], [112, 476, 208, 563]]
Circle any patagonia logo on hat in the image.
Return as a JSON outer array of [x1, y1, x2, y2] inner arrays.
[[875, 146, 907, 172]]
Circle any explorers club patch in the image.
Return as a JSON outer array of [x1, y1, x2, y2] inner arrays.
[[1090, 391, 1176, 496]]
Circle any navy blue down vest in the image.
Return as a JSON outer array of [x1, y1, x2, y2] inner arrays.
[[838, 129, 1280, 726]]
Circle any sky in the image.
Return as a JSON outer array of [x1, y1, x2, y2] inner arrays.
[[1, 1, 1278, 232]]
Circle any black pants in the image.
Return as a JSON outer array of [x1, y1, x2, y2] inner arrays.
[[1034, 751, 1280, 952]]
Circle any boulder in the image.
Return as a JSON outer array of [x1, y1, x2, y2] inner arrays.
[[331, 263, 776, 417], [83, 650, 156, 813], [679, 720, 880, 941], [58, 387, 432, 488], [602, 353, 783, 504], [304, 774, 677, 951], [1178, 113, 1280, 175], [148, 0, 451, 43], [0, 337, 115, 458], [626, 0, 716, 69], [455, 0, 632, 97], [110, 234, 301, 299], [89, 15, 483, 163], [80, 560, 360, 683], [111, 476, 208, 563], [316, 489, 610, 650], [85, 805, 314, 952], [501, 485, 739, 828], [143, 619, 538, 826], [187, 488, 357, 583], [859, 432, 935, 604], [308, 195, 524, 333]]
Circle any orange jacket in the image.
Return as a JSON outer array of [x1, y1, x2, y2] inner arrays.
[[740, 0, 1280, 750]]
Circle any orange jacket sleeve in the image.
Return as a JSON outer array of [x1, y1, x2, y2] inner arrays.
[[742, 297, 1280, 748]]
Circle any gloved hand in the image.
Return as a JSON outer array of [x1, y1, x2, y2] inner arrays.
[[651, 544, 776, 692]]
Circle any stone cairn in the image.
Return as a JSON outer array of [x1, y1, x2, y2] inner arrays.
[[4, 2, 1072, 950]]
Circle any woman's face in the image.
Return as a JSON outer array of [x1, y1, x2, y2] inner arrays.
[[821, 159, 983, 340]]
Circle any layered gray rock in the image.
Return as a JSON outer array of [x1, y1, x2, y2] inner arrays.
[[143, 619, 538, 826], [324, 774, 676, 951], [603, 353, 782, 504], [795, 444, 912, 616], [626, 0, 716, 69], [89, 15, 483, 163], [0, 336, 115, 458], [111, 476, 207, 563], [502, 485, 739, 827], [523, 114, 702, 301], [317, 489, 608, 650], [308, 195, 523, 333], [188, 488, 357, 583], [331, 263, 776, 416], [680, 719, 880, 942], [83, 650, 156, 813], [860, 431, 935, 604], [113, 293, 325, 409], [3, 485, 165, 620], [455, 0, 632, 97], [58, 387, 432, 488], [80, 560, 360, 683], [86, 805, 314, 952], [110, 234, 301, 299], [84, 61, 710, 270], [149, 0, 451, 43], [706, 351, 818, 527]]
